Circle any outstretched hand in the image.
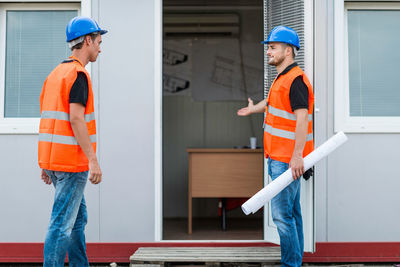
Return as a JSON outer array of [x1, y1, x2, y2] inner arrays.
[[237, 98, 254, 116]]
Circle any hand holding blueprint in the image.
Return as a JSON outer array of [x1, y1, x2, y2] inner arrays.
[[242, 131, 348, 215]]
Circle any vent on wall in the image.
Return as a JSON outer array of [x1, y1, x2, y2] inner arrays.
[[163, 13, 240, 38]]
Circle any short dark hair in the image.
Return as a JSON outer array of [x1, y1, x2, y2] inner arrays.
[[71, 32, 99, 51]]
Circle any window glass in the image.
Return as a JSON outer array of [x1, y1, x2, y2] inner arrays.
[[5, 10, 77, 118], [348, 10, 400, 117]]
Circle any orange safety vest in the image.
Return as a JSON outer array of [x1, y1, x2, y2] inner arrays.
[[263, 65, 314, 163], [38, 56, 96, 172]]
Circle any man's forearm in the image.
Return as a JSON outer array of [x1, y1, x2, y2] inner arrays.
[[292, 109, 308, 157], [70, 118, 97, 162], [253, 99, 268, 113]]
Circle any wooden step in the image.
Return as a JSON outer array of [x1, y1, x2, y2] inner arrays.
[[130, 247, 281, 267]]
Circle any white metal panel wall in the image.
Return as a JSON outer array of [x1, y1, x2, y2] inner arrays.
[[315, 0, 400, 241], [95, 0, 160, 241], [327, 134, 400, 241], [0, 0, 161, 243], [0, 135, 101, 242], [0, 136, 49, 241]]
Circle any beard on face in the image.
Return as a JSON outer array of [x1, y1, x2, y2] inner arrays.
[[268, 54, 284, 66], [267, 57, 277, 66]]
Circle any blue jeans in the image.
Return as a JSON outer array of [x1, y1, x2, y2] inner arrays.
[[268, 159, 303, 267], [43, 170, 89, 267]]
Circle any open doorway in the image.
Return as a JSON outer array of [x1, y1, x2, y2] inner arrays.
[[162, 0, 265, 240]]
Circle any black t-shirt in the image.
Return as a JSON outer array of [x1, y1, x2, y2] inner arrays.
[[276, 63, 309, 111], [276, 63, 313, 180], [69, 72, 88, 107]]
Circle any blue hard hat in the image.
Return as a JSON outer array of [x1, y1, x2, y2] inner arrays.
[[261, 26, 300, 50], [66, 16, 107, 42]]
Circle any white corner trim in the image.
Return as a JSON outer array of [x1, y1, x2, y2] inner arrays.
[[334, 0, 346, 133], [304, 0, 315, 253], [80, 0, 91, 17], [154, 0, 163, 242], [0, 7, 5, 122]]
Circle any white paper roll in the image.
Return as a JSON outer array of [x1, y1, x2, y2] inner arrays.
[[242, 131, 348, 215]]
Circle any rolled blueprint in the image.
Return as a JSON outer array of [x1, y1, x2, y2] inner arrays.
[[242, 131, 348, 215]]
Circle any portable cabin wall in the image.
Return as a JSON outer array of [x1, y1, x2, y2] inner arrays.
[[0, 0, 161, 245], [314, 0, 400, 243]]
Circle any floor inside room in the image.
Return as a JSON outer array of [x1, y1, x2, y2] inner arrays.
[[163, 217, 263, 240]]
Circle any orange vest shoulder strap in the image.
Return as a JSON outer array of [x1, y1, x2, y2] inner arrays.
[[266, 65, 307, 104], [284, 65, 304, 81]]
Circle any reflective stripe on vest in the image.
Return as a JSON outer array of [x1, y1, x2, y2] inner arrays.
[[39, 133, 96, 145], [268, 105, 312, 122], [41, 110, 95, 123], [264, 124, 313, 141]]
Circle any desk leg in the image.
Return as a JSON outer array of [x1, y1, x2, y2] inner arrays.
[[188, 196, 192, 234], [221, 198, 226, 231], [188, 153, 193, 234]]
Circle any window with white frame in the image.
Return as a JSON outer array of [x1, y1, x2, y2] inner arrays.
[[0, 3, 80, 133], [335, 2, 400, 132]]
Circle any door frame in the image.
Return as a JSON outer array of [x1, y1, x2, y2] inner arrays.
[[155, 0, 163, 242], [157, 3, 266, 243], [262, 0, 316, 252]]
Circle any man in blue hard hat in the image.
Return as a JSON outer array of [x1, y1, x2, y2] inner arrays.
[[238, 26, 315, 267], [39, 16, 107, 267]]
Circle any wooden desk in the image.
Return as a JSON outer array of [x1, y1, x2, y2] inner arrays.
[[187, 148, 264, 234]]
